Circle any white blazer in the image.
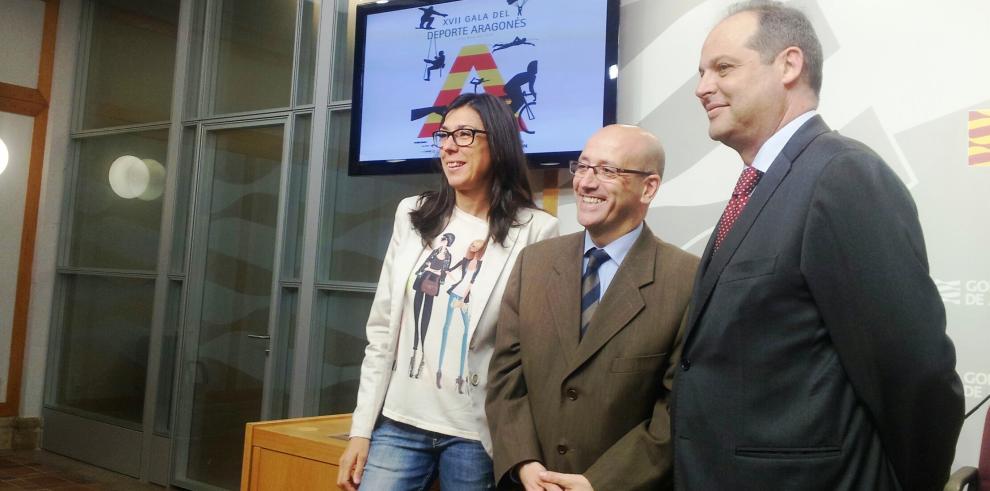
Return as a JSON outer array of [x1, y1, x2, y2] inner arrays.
[[350, 196, 559, 455]]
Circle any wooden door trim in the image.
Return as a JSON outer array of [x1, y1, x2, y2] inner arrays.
[[0, 0, 60, 417]]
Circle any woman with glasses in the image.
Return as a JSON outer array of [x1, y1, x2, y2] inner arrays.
[[337, 93, 558, 490]]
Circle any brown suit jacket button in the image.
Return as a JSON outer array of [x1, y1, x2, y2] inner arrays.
[[556, 445, 568, 455], [566, 388, 578, 401]]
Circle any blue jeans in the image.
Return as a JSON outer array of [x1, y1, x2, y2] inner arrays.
[[360, 418, 494, 490]]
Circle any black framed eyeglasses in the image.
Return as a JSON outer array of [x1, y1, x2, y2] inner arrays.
[[433, 128, 488, 147], [569, 160, 656, 181]]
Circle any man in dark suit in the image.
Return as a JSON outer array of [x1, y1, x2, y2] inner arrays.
[[486, 125, 699, 490], [674, 2, 965, 490]]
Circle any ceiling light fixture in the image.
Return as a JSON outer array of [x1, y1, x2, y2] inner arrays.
[[108, 155, 165, 200], [0, 138, 9, 176]]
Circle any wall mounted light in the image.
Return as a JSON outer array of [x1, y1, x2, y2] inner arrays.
[[108, 155, 165, 200], [0, 138, 9, 176]]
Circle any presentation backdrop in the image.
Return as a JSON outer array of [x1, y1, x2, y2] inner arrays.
[[356, 0, 609, 163], [552, 0, 990, 469]]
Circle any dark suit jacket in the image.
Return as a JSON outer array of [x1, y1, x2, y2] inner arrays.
[[673, 116, 964, 491], [487, 225, 699, 490]]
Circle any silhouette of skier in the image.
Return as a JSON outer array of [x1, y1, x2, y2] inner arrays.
[[418, 6, 448, 29]]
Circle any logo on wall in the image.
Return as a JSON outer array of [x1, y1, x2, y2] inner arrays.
[[935, 278, 990, 307], [969, 110, 990, 166], [963, 371, 990, 400]]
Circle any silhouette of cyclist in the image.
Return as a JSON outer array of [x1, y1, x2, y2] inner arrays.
[[504, 60, 537, 115]]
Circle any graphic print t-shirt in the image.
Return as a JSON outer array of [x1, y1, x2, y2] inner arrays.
[[383, 207, 490, 440]]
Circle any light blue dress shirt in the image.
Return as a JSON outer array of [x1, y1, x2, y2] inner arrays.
[[582, 222, 644, 297]]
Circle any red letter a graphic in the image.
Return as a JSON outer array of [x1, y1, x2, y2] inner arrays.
[[417, 44, 506, 138]]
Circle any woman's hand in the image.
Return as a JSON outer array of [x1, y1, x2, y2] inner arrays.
[[337, 437, 371, 490]]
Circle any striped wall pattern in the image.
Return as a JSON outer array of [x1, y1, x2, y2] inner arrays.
[[969, 110, 990, 166]]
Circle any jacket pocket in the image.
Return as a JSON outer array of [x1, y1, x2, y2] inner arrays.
[[719, 255, 777, 283], [734, 446, 841, 460], [610, 352, 667, 373]]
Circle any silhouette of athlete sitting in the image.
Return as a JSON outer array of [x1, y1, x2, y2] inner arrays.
[[418, 7, 448, 29], [423, 51, 446, 81], [492, 37, 535, 52]]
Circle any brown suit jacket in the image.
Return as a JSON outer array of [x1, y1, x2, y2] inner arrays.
[[486, 225, 699, 490]]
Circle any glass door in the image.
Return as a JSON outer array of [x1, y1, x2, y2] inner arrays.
[[171, 122, 287, 490], [42, 128, 170, 478]]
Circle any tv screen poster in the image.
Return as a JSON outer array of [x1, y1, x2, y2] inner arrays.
[[354, 0, 614, 170]]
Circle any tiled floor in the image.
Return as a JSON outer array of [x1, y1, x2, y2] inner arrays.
[[0, 451, 161, 490]]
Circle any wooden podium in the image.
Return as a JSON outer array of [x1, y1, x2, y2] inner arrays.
[[241, 414, 352, 491]]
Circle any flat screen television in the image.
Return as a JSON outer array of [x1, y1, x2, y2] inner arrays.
[[349, 0, 619, 175]]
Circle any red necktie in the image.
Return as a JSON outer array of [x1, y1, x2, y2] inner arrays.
[[713, 166, 764, 252]]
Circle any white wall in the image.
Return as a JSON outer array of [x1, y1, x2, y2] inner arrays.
[[557, 0, 990, 469], [0, 112, 34, 403], [0, 0, 45, 89], [0, 0, 46, 406]]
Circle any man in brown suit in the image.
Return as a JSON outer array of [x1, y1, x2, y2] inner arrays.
[[486, 125, 699, 490]]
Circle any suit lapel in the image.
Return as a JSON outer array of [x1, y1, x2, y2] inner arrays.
[[697, 224, 719, 276], [466, 224, 520, 343], [547, 233, 585, 367], [684, 116, 831, 343], [565, 226, 655, 377]]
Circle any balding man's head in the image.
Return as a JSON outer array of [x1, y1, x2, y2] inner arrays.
[[588, 124, 666, 178], [572, 125, 665, 246]]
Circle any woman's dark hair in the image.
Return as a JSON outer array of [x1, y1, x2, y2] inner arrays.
[[410, 92, 536, 247]]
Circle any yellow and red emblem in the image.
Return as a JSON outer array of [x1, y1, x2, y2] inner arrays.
[[969, 110, 990, 167], [418, 44, 506, 138]]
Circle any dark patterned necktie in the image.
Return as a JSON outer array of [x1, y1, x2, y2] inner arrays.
[[580, 248, 611, 339], [713, 166, 764, 252]]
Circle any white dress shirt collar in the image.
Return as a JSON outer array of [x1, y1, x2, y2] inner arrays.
[[751, 110, 818, 173]]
